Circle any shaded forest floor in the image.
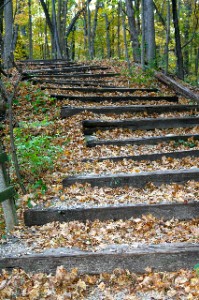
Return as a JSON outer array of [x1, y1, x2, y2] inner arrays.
[[0, 60, 199, 299]]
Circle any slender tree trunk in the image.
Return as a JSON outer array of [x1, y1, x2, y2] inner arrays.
[[165, 0, 170, 74], [28, 0, 33, 59], [104, 13, 111, 58], [3, 0, 14, 68], [65, 0, 92, 60], [121, 0, 131, 72], [117, 2, 121, 58], [143, 0, 156, 66], [87, 0, 92, 59], [83, 10, 88, 59], [195, 48, 199, 81], [61, 0, 68, 57], [52, 0, 62, 58], [183, 1, 191, 75], [0, 0, 4, 62], [171, 0, 184, 79], [90, 0, 100, 59], [125, 0, 140, 62], [141, 0, 145, 70]]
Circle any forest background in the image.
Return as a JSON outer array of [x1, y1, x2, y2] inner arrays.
[[0, 0, 198, 85]]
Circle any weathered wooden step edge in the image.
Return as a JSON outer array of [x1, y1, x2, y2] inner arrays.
[[24, 202, 199, 226], [22, 66, 110, 75], [34, 80, 116, 87], [43, 86, 159, 93], [53, 94, 179, 102], [82, 149, 199, 163], [19, 58, 74, 63], [61, 104, 199, 118], [24, 73, 120, 80], [62, 168, 199, 188], [86, 133, 199, 147], [83, 116, 199, 135], [1, 242, 199, 274]]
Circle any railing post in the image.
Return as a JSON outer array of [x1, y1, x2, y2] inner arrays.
[[0, 151, 18, 232]]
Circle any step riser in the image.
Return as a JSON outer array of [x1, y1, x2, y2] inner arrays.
[[43, 87, 159, 93], [87, 134, 199, 147], [1, 244, 199, 274], [83, 117, 199, 135], [61, 105, 199, 118], [62, 169, 199, 188], [22, 66, 109, 75], [82, 150, 199, 163], [24, 203, 199, 226], [53, 95, 179, 102]]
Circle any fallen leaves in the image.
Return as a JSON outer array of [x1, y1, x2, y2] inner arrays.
[[0, 267, 199, 299], [6, 215, 199, 252]]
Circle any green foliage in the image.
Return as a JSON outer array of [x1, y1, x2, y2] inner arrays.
[[174, 139, 197, 148], [122, 65, 156, 86], [194, 263, 199, 276], [25, 88, 55, 113], [14, 127, 63, 176]]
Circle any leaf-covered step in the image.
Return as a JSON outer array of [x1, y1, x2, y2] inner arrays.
[[53, 94, 179, 102], [34, 80, 116, 87], [22, 65, 109, 75], [19, 58, 74, 64], [62, 168, 199, 188], [86, 133, 199, 147], [25, 72, 120, 79], [44, 86, 159, 93], [61, 104, 199, 118], [82, 149, 199, 163], [24, 202, 199, 226], [1, 242, 199, 274], [83, 116, 199, 135]]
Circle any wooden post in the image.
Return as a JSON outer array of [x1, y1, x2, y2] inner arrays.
[[0, 151, 17, 232]]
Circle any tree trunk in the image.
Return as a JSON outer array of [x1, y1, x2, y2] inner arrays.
[[3, 0, 14, 68], [143, 0, 156, 67], [121, 0, 131, 72], [125, 0, 140, 62], [141, 0, 145, 70], [195, 48, 199, 81], [87, 0, 92, 59], [51, 0, 62, 58], [164, 0, 170, 75], [117, 2, 121, 58], [90, 0, 100, 59], [171, 0, 184, 79], [104, 13, 111, 59], [28, 0, 33, 59], [0, 0, 4, 62], [183, 1, 191, 75]]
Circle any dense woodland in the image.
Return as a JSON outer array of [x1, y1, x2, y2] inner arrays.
[[0, 0, 198, 84]]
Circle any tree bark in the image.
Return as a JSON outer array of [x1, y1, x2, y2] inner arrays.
[[143, 0, 156, 66], [125, 0, 140, 62], [164, 0, 170, 75], [104, 13, 111, 59], [171, 0, 184, 79], [141, 0, 145, 70], [28, 0, 33, 59], [3, 0, 14, 68], [121, 0, 131, 71], [90, 0, 100, 59]]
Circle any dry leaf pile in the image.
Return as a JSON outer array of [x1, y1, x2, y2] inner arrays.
[[10, 215, 199, 252], [1, 267, 199, 299]]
